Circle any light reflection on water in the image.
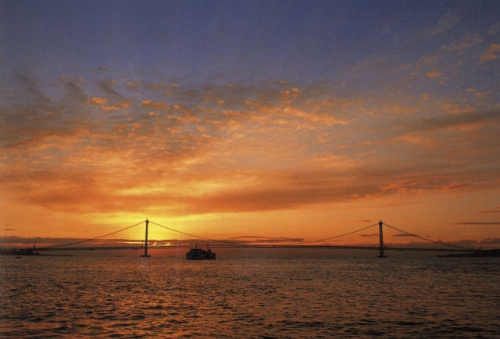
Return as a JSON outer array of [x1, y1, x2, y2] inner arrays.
[[1, 250, 499, 338]]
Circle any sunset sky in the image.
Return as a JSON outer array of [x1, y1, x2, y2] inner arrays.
[[1, 1, 499, 249]]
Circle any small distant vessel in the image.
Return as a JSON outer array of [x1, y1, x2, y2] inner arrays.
[[186, 243, 216, 260]]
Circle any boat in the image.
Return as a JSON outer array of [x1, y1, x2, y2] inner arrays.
[[186, 243, 216, 260]]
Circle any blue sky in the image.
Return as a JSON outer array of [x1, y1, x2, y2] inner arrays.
[[3, 1, 498, 87]]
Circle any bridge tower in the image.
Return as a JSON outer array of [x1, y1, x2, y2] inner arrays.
[[378, 220, 387, 258], [140, 219, 151, 257]]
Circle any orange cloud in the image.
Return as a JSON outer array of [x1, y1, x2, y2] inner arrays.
[[1, 72, 500, 244], [480, 43, 500, 61], [88, 97, 108, 105], [101, 105, 120, 111], [142, 99, 169, 110], [426, 71, 441, 78], [480, 54, 498, 61]]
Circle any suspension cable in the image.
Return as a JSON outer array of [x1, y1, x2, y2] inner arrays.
[[305, 223, 379, 243], [40, 219, 477, 251], [45, 220, 146, 249], [383, 222, 476, 251], [148, 220, 239, 245]]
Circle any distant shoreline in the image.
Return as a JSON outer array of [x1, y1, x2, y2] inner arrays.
[[437, 249, 500, 257]]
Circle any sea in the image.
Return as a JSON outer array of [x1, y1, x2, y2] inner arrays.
[[1, 248, 499, 338]]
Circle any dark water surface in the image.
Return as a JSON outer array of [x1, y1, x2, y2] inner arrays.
[[1, 250, 499, 338]]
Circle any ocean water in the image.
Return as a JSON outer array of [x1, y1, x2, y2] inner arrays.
[[1, 249, 499, 338]]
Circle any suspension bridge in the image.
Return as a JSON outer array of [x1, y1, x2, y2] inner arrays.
[[28, 219, 478, 257]]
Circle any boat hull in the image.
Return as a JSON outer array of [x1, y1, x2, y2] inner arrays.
[[186, 247, 216, 260]]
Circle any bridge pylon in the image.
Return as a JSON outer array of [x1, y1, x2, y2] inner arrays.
[[140, 219, 151, 257], [378, 220, 387, 258]]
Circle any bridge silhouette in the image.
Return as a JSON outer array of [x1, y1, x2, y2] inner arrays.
[[35, 220, 476, 257]]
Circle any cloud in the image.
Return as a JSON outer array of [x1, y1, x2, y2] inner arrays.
[[227, 236, 304, 244], [126, 80, 141, 91], [97, 78, 124, 102], [403, 109, 500, 133], [1, 70, 499, 220], [359, 233, 378, 238], [480, 54, 497, 62], [426, 71, 441, 78], [141, 100, 169, 110], [439, 33, 484, 53], [452, 222, 500, 226], [480, 207, 500, 214], [480, 43, 500, 62], [101, 105, 120, 111], [88, 97, 108, 105], [181, 182, 377, 214]]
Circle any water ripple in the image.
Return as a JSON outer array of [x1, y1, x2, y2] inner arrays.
[[1, 255, 499, 338]]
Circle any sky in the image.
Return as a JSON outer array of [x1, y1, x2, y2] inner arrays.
[[1, 0, 499, 249]]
